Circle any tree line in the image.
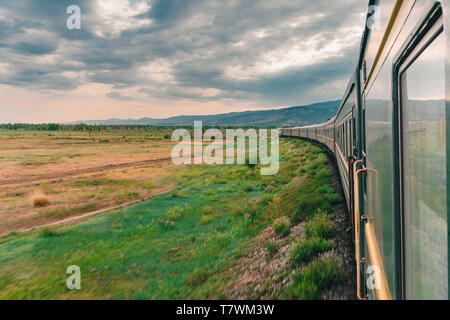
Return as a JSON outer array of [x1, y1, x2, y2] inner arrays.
[[0, 123, 275, 131], [0, 123, 177, 132]]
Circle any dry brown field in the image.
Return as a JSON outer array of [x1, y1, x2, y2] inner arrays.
[[0, 129, 177, 236]]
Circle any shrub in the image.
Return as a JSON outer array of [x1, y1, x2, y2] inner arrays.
[[39, 227, 62, 237], [315, 185, 334, 194], [291, 195, 332, 223], [139, 181, 154, 190], [211, 177, 227, 184], [201, 215, 214, 225], [261, 194, 274, 206], [289, 258, 344, 300], [167, 206, 186, 221], [201, 206, 214, 215], [32, 194, 49, 208], [266, 242, 280, 258], [231, 204, 245, 217], [304, 210, 333, 239], [241, 182, 256, 192], [274, 221, 291, 237], [170, 190, 188, 199], [127, 191, 139, 198], [289, 279, 320, 300], [243, 202, 263, 226], [185, 270, 211, 287], [299, 258, 344, 288], [327, 193, 343, 205], [289, 238, 335, 266]]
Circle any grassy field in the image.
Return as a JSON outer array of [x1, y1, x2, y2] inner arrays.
[[0, 128, 176, 235], [0, 133, 347, 299]]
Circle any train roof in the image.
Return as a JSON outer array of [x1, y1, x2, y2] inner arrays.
[[291, 116, 336, 130]]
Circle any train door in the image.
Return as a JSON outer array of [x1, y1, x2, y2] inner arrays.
[[353, 97, 368, 300], [348, 105, 358, 229], [394, 4, 447, 299]]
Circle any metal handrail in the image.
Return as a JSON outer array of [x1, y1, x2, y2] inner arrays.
[[354, 163, 391, 300], [364, 167, 391, 300], [365, 220, 391, 300], [353, 160, 367, 300]]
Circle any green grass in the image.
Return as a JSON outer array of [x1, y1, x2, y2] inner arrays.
[[273, 221, 291, 237], [304, 210, 334, 240], [288, 258, 346, 300], [0, 138, 345, 299], [266, 242, 280, 259], [185, 270, 211, 287], [200, 215, 215, 225], [38, 202, 102, 219], [289, 238, 335, 266]]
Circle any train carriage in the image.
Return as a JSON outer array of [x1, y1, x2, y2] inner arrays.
[[280, 0, 450, 300]]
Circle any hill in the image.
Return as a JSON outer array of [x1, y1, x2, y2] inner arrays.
[[74, 100, 340, 127]]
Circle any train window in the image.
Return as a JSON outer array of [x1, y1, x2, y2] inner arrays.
[[345, 121, 348, 157], [344, 122, 347, 157], [349, 120, 352, 156], [344, 122, 347, 156], [348, 120, 352, 157], [346, 122, 349, 157], [401, 32, 447, 299], [351, 119, 353, 155], [362, 105, 366, 156], [352, 115, 356, 153]]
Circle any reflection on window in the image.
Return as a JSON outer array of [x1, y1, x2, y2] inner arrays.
[[402, 33, 447, 299]]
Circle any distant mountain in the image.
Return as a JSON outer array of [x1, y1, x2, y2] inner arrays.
[[73, 100, 340, 127]]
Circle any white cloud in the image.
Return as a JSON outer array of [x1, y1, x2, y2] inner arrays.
[[0, 63, 12, 75], [224, 16, 363, 80], [138, 59, 176, 84], [92, 0, 152, 38]]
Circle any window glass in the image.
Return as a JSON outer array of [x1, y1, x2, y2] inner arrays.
[[402, 33, 447, 299], [346, 121, 349, 157], [348, 118, 353, 156]]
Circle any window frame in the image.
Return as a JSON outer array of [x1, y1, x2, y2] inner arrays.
[[392, 1, 444, 300]]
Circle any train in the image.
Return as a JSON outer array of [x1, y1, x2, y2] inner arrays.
[[280, 0, 449, 300]]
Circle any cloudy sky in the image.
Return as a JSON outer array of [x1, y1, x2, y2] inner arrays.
[[0, 0, 368, 123]]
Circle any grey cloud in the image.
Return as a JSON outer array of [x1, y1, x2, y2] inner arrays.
[[0, 0, 368, 107], [106, 92, 141, 101], [12, 41, 57, 55]]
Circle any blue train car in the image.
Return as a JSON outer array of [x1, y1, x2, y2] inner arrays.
[[281, 0, 449, 300]]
